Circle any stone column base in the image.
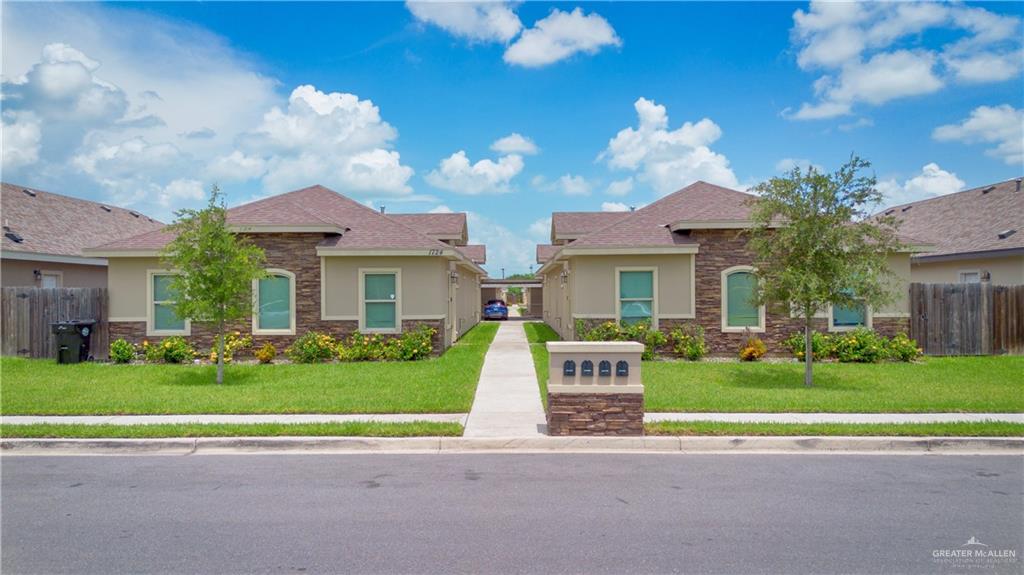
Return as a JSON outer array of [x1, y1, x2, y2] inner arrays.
[[546, 393, 644, 436]]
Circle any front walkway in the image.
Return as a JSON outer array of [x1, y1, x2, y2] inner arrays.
[[463, 321, 546, 437]]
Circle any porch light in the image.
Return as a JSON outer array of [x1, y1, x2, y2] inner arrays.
[[449, 270, 459, 286]]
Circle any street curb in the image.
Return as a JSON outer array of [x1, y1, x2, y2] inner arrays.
[[2, 436, 1022, 455]]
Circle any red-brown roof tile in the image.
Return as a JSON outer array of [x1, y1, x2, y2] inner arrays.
[[877, 177, 1024, 258], [1, 182, 163, 257]]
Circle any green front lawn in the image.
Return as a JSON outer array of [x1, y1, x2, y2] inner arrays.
[[645, 421, 1024, 437], [0, 323, 498, 415], [524, 322, 560, 406], [0, 421, 462, 438], [646, 356, 1024, 413]]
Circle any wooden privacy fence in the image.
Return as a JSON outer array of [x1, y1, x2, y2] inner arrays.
[[910, 282, 1024, 356], [1, 287, 109, 360]]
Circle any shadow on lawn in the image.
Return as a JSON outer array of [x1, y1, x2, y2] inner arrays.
[[153, 365, 260, 387]]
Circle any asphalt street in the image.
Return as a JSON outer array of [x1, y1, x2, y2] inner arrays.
[[2, 453, 1022, 574]]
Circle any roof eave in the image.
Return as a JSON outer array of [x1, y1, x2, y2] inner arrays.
[[912, 246, 1024, 263]]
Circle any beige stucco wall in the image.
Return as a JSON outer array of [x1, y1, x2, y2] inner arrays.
[[108, 255, 453, 322], [452, 264, 481, 341], [322, 256, 448, 319], [107, 257, 161, 319], [2, 258, 108, 288], [542, 262, 573, 340], [911, 255, 1024, 286], [876, 253, 912, 316], [570, 254, 694, 324]]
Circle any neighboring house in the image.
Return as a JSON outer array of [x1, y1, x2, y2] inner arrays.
[[878, 177, 1023, 285], [535, 181, 928, 353], [84, 185, 486, 353], [1, 183, 163, 288]]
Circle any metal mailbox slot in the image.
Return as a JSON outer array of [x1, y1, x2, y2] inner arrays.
[[562, 360, 576, 376], [616, 361, 629, 376], [598, 360, 611, 376], [581, 360, 594, 376]]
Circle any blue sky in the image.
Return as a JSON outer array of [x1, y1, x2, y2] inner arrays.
[[2, 1, 1022, 275]]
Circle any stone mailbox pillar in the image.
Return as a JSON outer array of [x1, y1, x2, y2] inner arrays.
[[545, 341, 644, 436]]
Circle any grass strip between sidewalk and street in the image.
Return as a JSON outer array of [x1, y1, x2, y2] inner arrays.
[[0, 421, 463, 439], [645, 356, 1024, 413], [645, 421, 1024, 437], [0, 323, 498, 416], [523, 322, 560, 407]]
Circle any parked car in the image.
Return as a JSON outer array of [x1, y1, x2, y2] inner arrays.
[[483, 299, 508, 320]]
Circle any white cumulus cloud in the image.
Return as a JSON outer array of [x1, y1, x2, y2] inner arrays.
[[504, 7, 621, 68], [600, 97, 738, 195], [406, 1, 522, 43], [1, 111, 42, 171], [605, 177, 634, 197], [788, 2, 1022, 119], [933, 104, 1024, 166], [239, 85, 415, 196], [425, 150, 524, 195], [601, 201, 629, 212], [877, 163, 965, 208], [490, 133, 539, 155]]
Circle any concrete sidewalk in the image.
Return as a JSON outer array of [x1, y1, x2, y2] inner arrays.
[[463, 321, 546, 437], [645, 413, 1024, 424], [1, 414, 467, 425]]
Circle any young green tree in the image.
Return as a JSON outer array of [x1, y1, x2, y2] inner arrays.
[[747, 156, 903, 387], [161, 186, 266, 384]]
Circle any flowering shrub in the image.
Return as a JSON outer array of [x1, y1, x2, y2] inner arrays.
[[784, 332, 836, 362], [285, 331, 337, 363], [833, 328, 887, 363], [338, 326, 436, 362], [738, 335, 767, 361], [255, 342, 277, 364], [209, 331, 253, 363], [576, 319, 667, 360], [785, 329, 922, 363], [142, 336, 196, 363], [669, 324, 707, 360], [109, 339, 137, 364], [887, 333, 923, 362]]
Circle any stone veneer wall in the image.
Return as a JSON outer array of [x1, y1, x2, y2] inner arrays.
[[573, 229, 910, 355], [108, 232, 447, 356], [546, 393, 644, 436]]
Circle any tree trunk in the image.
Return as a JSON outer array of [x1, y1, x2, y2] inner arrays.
[[216, 323, 225, 385], [804, 316, 814, 388]]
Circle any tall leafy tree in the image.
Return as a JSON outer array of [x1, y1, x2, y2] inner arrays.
[[746, 156, 903, 387], [161, 186, 266, 384]]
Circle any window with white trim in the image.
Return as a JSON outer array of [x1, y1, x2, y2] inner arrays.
[[151, 273, 187, 333], [959, 271, 981, 283], [721, 266, 765, 332], [831, 289, 868, 330], [253, 270, 295, 334], [362, 271, 399, 331], [619, 270, 654, 325]]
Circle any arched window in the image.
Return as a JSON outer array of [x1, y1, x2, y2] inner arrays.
[[721, 266, 764, 333], [253, 269, 295, 335]]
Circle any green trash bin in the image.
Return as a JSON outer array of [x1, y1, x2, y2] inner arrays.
[[51, 320, 96, 364]]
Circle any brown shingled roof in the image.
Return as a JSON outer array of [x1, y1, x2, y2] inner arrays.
[[90, 185, 473, 255], [550, 212, 630, 240], [1, 182, 163, 258], [536, 244, 559, 264], [457, 244, 486, 264], [565, 181, 744, 249], [877, 177, 1024, 258], [390, 213, 467, 240]]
